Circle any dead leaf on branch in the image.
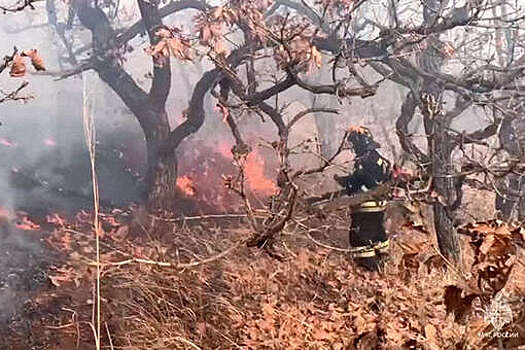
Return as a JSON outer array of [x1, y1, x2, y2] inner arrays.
[[273, 38, 323, 72], [209, 5, 238, 24], [9, 54, 26, 77], [21, 49, 45, 71], [145, 26, 193, 65], [310, 45, 322, 69]]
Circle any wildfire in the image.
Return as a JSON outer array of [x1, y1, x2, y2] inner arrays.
[[216, 142, 277, 195], [177, 175, 196, 196], [43, 138, 57, 146], [15, 213, 41, 231], [0, 137, 16, 147], [217, 142, 231, 158], [245, 150, 277, 195]]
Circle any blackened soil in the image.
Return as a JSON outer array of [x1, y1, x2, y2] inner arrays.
[[0, 223, 61, 349]]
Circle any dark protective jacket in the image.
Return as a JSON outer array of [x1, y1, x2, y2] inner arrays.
[[337, 149, 390, 198], [335, 148, 391, 269]]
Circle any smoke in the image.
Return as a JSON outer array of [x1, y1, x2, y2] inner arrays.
[[0, 17, 149, 215]]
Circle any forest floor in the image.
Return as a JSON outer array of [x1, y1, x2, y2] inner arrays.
[[1, 189, 525, 350]]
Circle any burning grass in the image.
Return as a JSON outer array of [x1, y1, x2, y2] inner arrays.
[[174, 142, 278, 212], [16, 206, 525, 350]]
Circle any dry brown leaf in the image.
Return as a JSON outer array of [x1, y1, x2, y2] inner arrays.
[[385, 324, 405, 345], [199, 25, 211, 43], [312, 326, 330, 340], [424, 324, 440, 350], [155, 28, 172, 39], [213, 40, 228, 56], [21, 49, 45, 71], [310, 45, 322, 69], [112, 225, 129, 242], [210, 5, 223, 20], [479, 234, 496, 255], [9, 54, 26, 77], [145, 27, 192, 64]]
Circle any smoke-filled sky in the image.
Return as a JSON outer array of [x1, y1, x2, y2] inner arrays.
[[0, 0, 493, 213]]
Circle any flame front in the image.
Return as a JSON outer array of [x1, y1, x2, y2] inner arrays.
[[217, 142, 277, 195], [0, 138, 16, 147], [15, 214, 41, 231], [245, 150, 277, 195], [43, 138, 57, 146], [177, 175, 196, 196]]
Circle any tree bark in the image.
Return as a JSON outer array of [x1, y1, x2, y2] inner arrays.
[[420, 0, 461, 262], [496, 97, 525, 220], [74, 0, 180, 209], [146, 138, 178, 210], [429, 112, 461, 262]]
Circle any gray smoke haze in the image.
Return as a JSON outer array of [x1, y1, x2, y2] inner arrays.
[[0, 12, 147, 213], [0, 1, 493, 215]]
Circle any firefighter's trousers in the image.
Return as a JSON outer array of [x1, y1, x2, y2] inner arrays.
[[349, 201, 389, 270]]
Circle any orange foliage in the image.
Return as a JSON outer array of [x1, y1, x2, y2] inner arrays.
[[9, 54, 26, 77], [348, 125, 370, 134], [46, 213, 66, 227], [21, 49, 46, 71], [145, 27, 193, 65], [214, 102, 230, 123]]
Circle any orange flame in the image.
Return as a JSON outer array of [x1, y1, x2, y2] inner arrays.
[[245, 150, 277, 195], [216, 142, 276, 195], [177, 175, 196, 196], [43, 138, 57, 146], [15, 215, 41, 231], [0, 138, 16, 147]]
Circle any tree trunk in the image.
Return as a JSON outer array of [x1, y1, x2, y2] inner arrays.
[[314, 108, 337, 157], [431, 121, 461, 262], [140, 106, 178, 210], [418, 0, 461, 262], [497, 113, 525, 221], [146, 139, 178, 210]]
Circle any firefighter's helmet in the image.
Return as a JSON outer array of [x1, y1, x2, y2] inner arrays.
[[347, 125, 380, 155]]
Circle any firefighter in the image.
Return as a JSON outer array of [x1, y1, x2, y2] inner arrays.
[[334, 126, 391, 271]]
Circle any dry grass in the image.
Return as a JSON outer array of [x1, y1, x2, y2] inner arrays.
[[35, 207, 525, 350]]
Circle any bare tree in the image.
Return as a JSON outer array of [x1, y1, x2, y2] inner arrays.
[[33, 0, 525, 260], [37, 0, 385, 209]]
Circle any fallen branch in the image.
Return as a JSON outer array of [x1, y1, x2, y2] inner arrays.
[[149, 213, 252, 222], [88, 236, 251, 269], [0, 81, 31, 103]]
